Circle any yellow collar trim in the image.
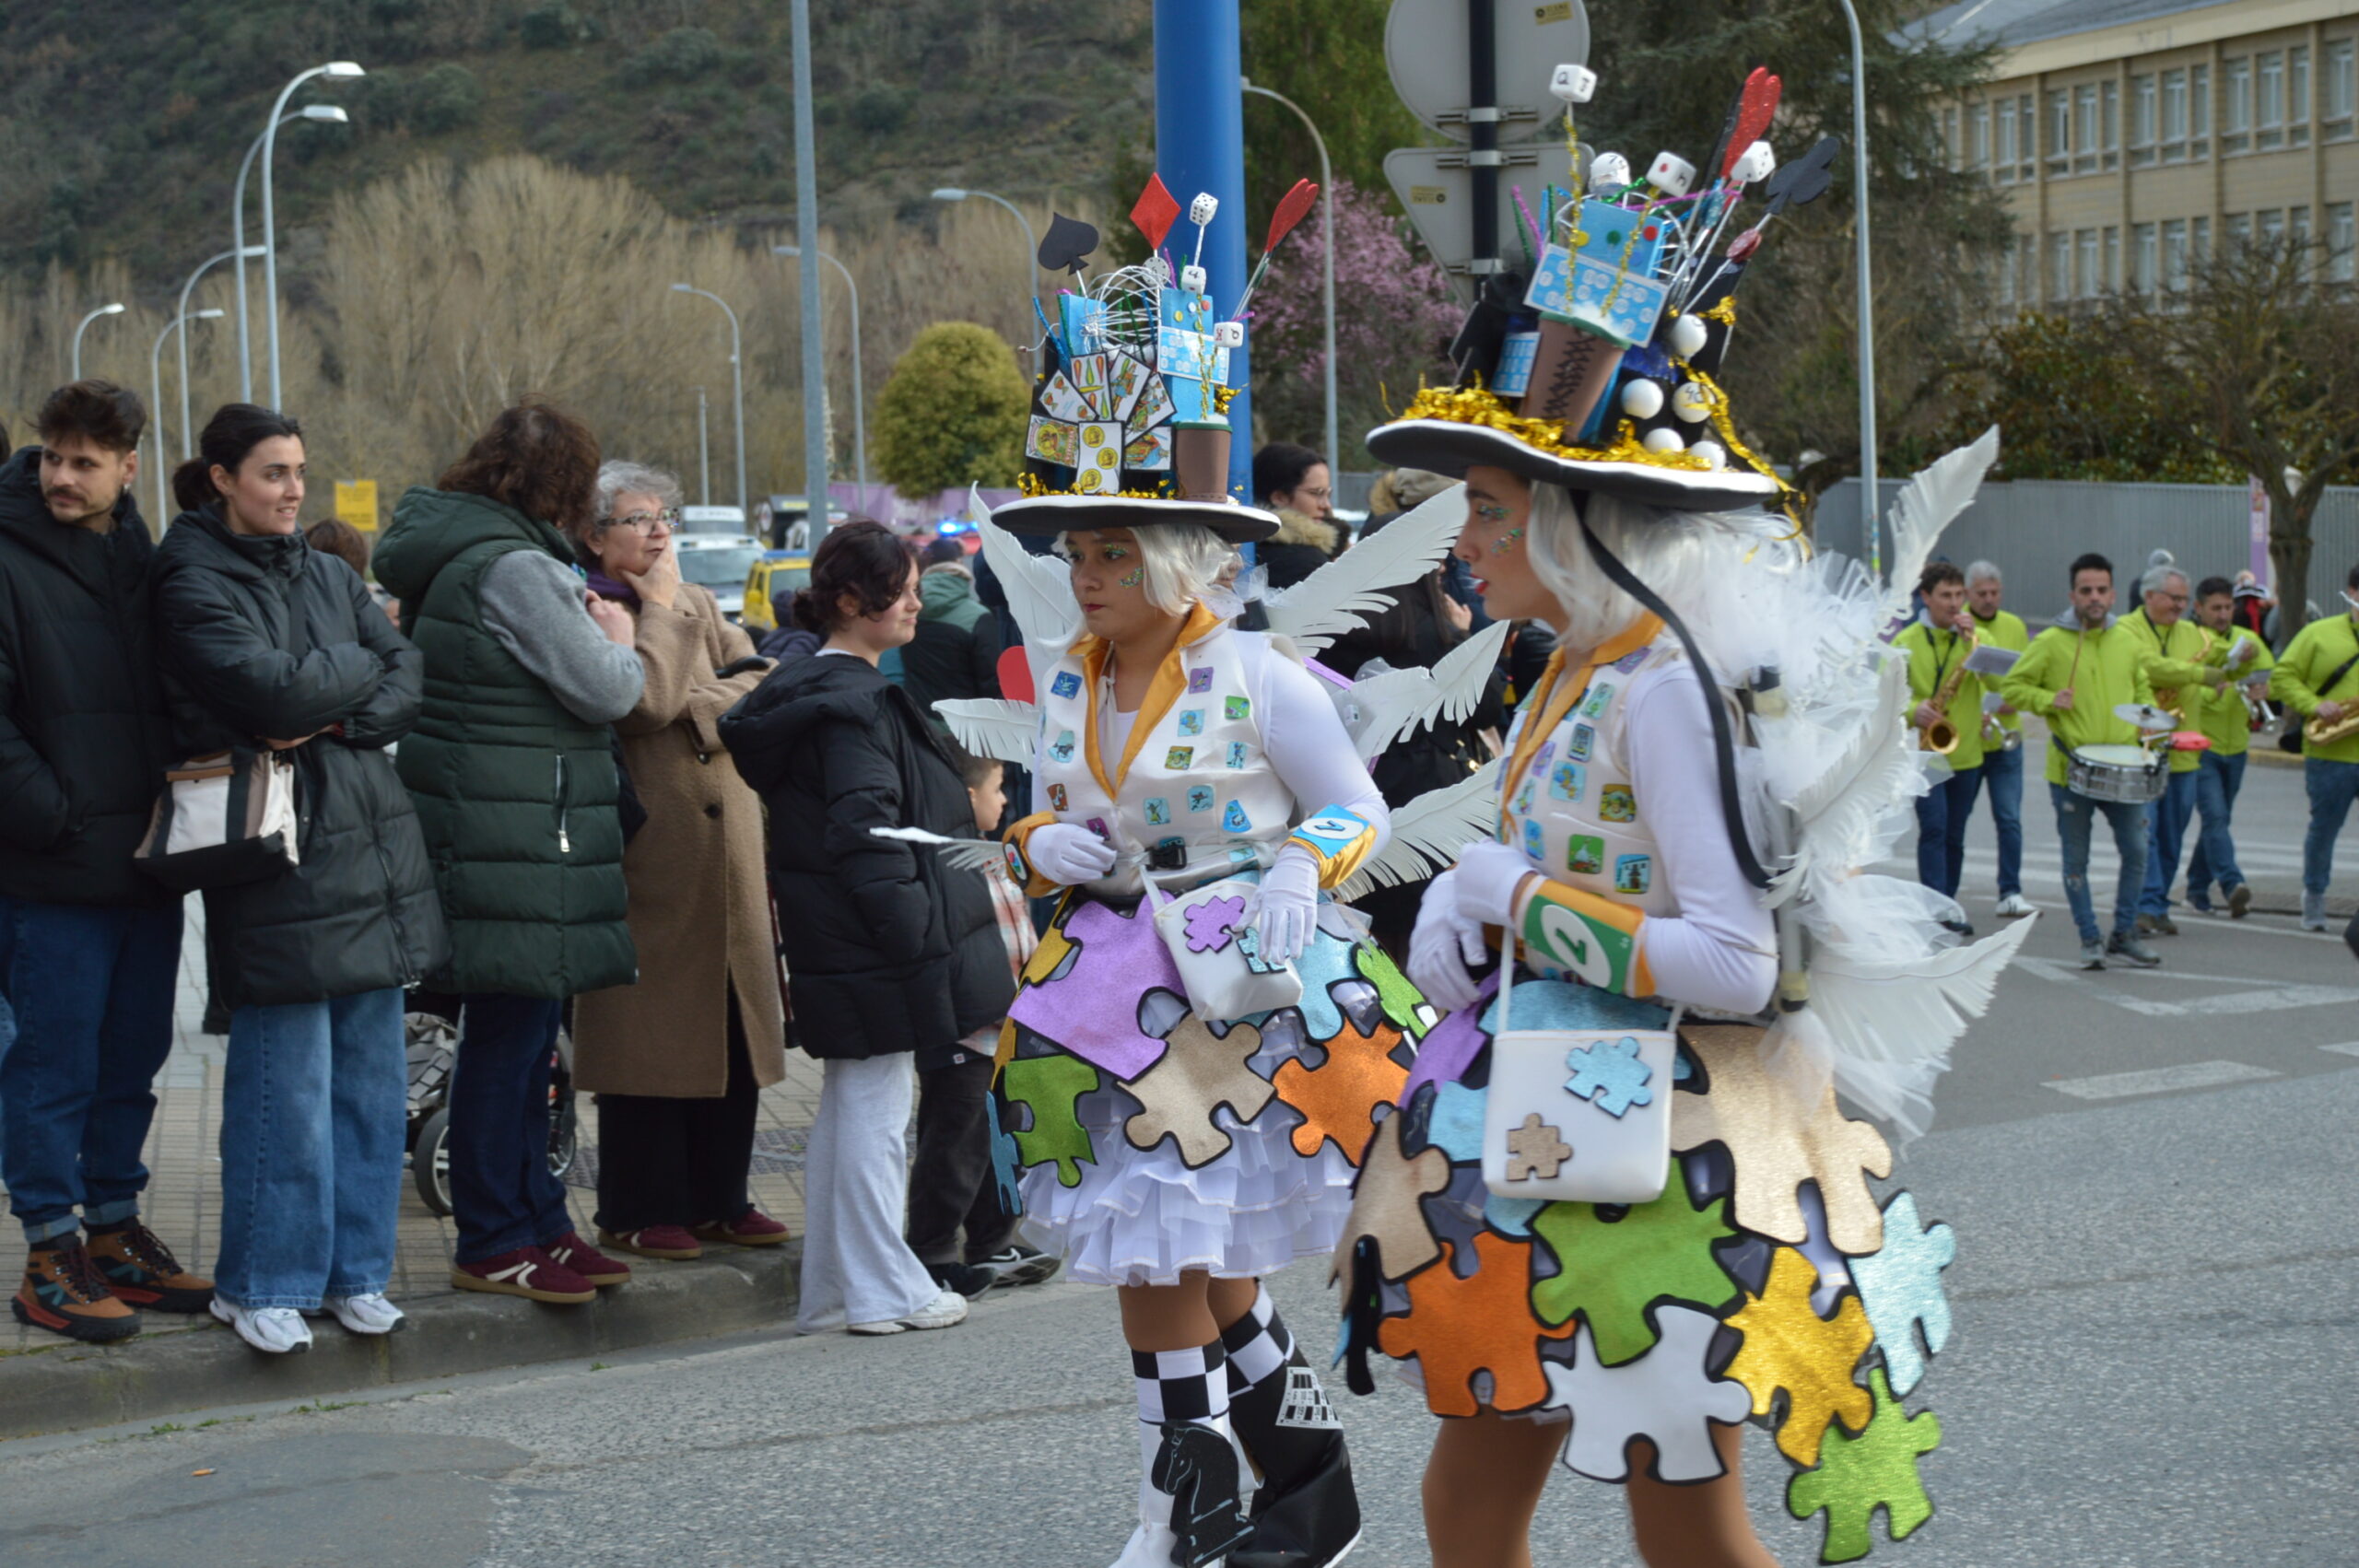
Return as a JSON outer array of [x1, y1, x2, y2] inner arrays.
[[1075, 602, 1225, 799]]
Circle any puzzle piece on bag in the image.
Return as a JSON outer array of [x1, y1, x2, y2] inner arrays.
[[1542, 1305, 1753, 1482], [1849, 1192, 1956, 1396], [999, 1054, 1100, 1188], [1784, 1369, 1942, 1564], [1121, 1018, 1273, 1167], [1565, 1036, 1654, 1117], [1528, 1178, 1741, 1364], [1328, 1110, 1450, 1283], [1672, 1024, 1893, 1253], [1502, 1114, 1572, 1181], [1272, 1018, 1409, 1164], [1724, 1248, 1875, 1465], [1376, 1232, 1576, 1415]]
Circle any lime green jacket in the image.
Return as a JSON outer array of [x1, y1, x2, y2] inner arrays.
[[2196, 627, 2274, 757], [2116, 608, 2214, 773], [2001, 620, 2157, 788], [2270, 613, 2359, 764], [1968, 607, 2031, 737], [1894, 619, 1986, 771]]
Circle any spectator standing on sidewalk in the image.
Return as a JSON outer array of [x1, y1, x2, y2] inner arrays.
[[1251, 442, 1346, 591], [152, 404, 449, 1353], [2186, 575, 2272, 919], [2270, 561, 2359, 930], [899, 543, 1002, 727], [1965, 560, 2036, 918], [565, 462, 791, 1264], [0, 381, 205, 1344], [721, 521, 970, 1337], [2120, 559, 2226, 936], [373, 403, 643, 1306]]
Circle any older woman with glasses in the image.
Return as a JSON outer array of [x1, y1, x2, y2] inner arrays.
[[569, 461, 792, 1265]]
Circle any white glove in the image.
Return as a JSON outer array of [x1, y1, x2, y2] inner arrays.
[[1452, 838, 1536, 930], [1025, 823, 1117, 885], [1246, 847, 1320, 967], [1407, 867, 1490, 1013]]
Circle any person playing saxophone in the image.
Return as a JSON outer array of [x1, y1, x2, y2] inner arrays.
[[1895, 561, 1986, 925], [2270, 561, 2359, 930], [2186, 575, 2274, 919]]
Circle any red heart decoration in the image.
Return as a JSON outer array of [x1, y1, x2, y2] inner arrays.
[[1265, 179, 1320, 253], [1132, 176, 1182, 252], [996, 645, 1036, 704], [1720, 68, 1783, 179]]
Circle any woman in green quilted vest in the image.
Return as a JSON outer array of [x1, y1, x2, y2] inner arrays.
[[373, 403, 646, 1306]]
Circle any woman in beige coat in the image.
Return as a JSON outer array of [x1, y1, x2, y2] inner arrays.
[[570, 462, 790, 1261]]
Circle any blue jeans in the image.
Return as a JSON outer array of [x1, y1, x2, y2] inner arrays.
[[1914, 764, 1984, 899], [2140, 767, 2201, 917], [2185, 751, 2249, 906], [216, 987, 405, 1308], [448, 993, 572, 1265], [2306, 758, 2359, 896], [2051, 784, 2149, 945], [0, 898, 182, 1244], [1979, 742, 2025, 896]]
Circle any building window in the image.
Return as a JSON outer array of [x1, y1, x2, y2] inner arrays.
[[2162, 68, 2189, 160], [1972, 101, 1992, 170], [1996, 99, 2017, 182], [2329, 203, 2355, 282], [2259, 52, 2285, 149], [2019, 234, 2038, 303], [2048, 89, 2072, 175], [2290, 45, 2310, 146], [2291, 205, 2312, 269], [2134, 223, 2159, 292], [2226, 211, 2253, 252], [2074, 84, 2100, 173], [2075, 229, 2098, 298], [2020, 93, 2037, 178], [1998, 245, 2016, 306], [2105, 226, 2122, 291], [2224, 56, 2251, 153], [2048, 232, 2071, 301], [2259, 209, 2285, 252], [2191, 64, 2210, 156], [2327, 40, 2355, 140], [2163, 218, 2189, 288], [2131, 74, 2158, 165], [2193, 216, 2211, 265], [2101, 79, 2120, 170]]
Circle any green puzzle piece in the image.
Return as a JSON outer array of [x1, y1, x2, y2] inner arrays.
[[1355, 943, 1433, 1039], [1529, 1174, 1740, 1364], [1786, 1368, 1942, 1564], [1000, 1054, 1100, 1188]]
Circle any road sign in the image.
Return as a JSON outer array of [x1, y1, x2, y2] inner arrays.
[[334, 479, 379, 532], [1384, 0, 1590, 145], [1384, 145, 1557, 279]]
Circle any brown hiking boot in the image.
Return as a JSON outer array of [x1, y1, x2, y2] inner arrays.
[[12, 1237, 142, 1343], [86, 1220, 215, 1314]]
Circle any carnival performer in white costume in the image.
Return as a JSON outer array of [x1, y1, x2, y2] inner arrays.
[[1325, 62, 2033, 1568]]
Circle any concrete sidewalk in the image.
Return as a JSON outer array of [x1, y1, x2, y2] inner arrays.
[[0, 907, 818, 1440]]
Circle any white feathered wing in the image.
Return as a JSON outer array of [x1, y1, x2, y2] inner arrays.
[[1262, 483, 1466, 655]]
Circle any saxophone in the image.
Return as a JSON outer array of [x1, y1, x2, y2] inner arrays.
[[2306, 704, 2359, 746], [2154, 626, 2214, 722], [1916, 626, 1976, 755]]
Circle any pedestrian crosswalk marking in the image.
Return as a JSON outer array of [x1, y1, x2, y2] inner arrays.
[[2045, 1060, 2280, 1100]]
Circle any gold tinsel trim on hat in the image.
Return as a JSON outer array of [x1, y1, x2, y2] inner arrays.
[[1016, 472, 1179, 502], [1389, 380, 1792, 499]]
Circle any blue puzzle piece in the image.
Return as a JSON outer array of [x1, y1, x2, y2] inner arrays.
[[1425, 1082, 1487, 1161], [1851, 1190, 1956, 1395], [1288, 930, 1355, 1043], [1480, 981, 1670, 1037], [1564, 1036, 1655, 1117], [986, 1094, 1025, 1216], [1485, 1192, 1547, 1237]]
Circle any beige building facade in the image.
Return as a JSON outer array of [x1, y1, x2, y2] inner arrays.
[[1919, 0, 2358, 304]]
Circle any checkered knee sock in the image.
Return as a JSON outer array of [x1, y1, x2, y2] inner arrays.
[[1133, 1339, 1232, 1432], [1219, 1284, 1295, 1397]]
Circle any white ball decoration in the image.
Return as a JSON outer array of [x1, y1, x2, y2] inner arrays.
[[1642, 427, 1686, 455], [1619, 379, 1666, 419], [1666, 313, 1709, 358], [1672, 380, 1713, 423], [1690, 439, 1728, 471]]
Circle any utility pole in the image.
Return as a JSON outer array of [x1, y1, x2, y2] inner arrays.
[[1153, 0, 1252, 500], [791, 0, 829, 530]]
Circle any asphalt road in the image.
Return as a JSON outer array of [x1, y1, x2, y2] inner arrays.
[[1, 757, 2352, 1568]]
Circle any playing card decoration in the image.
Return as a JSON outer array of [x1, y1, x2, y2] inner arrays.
[[1037, 212, 1101, 278]]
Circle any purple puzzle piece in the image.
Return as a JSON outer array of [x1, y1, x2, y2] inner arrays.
[[1183, 895, 1247, 953], [1401, 969, 1502, 1103], [1006, 898, 1181, 1081]]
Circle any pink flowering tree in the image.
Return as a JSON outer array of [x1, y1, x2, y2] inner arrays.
[[1247, 177, 1461, 454]]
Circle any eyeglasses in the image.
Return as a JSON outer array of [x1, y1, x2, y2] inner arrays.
[[1296, 486, 1333, 502], [602, 509, 677, 533]]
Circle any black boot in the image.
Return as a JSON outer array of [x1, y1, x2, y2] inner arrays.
[[1150, 1422, 1253, 1568], [1227, 1349, 1362, 1568]]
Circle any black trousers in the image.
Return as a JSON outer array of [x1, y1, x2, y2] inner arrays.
[[906, 1051, 1017, 1267], [592, 993, 759, 1233]]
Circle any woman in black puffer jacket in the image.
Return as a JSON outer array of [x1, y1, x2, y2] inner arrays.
[[722, 521, 1008, 1336], [150, 404, 448, 1355]]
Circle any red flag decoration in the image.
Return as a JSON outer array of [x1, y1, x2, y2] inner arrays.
[[1132, 175, 1182, 252], [1720, 68, 1783, 179], [996, 645, 1035, 705], [1264, 179, 1320, 254]]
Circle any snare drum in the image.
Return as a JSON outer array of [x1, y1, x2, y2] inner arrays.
[[2067, 743, 2166, 804]]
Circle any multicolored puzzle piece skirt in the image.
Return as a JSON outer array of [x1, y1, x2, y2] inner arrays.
[[1332, 974, 1957, 1565], [991, 885, 1430, 1289]]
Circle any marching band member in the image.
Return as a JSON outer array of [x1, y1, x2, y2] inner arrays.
[[2186, 575, 2273, 919], [2270, 562, 2359, 930], [1964, 561, 2034, 918]]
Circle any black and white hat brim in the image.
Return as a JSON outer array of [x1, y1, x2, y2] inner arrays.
[[991, 493, 1282, 544], [1367, 419, 1780, 515]]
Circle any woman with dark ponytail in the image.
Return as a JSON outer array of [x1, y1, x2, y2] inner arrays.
[[150, 404, 448, 1354]]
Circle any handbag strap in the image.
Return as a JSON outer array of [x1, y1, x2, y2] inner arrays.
[[1496, 929, 1515, 1034]]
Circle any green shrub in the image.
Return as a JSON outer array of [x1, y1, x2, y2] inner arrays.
[[872, 322, 1028, 497], [639, 26, 723, 82]]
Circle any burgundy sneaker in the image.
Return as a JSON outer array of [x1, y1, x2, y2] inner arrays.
[[450, 1246, 595, 1304], [690, 1208, 791, 1248], [593, 1225, 698, 1263], [548, 1230, 636, 1283]]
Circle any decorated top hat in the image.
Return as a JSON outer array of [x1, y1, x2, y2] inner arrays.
[[1367, 67, 1836, 515]]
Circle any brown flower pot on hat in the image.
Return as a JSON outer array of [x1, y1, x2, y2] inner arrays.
[[1520, 315, 1625, 438], [1172, 423, 1232, 502]]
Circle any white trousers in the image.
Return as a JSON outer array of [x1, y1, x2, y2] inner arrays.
[[795, 1052, 938, 1331]]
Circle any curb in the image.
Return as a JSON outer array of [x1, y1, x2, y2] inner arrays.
[[0, 1243, 798, 1443]]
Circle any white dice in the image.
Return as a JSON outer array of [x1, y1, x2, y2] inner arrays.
[[1212, 321, 1245, 349], [1189, 193, 1219, 227], [1550, 64, 1598, 104], [1645, 151, 1696, 197], [1180, 264, 1209, 294], [1731, 140, 1777, 185]]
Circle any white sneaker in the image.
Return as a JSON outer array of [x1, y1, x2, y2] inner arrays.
[[320, 1293, 405, 1335], [1994, 893, 2036, 917], [848, 1289, 968, 1335], [211, 1298, 312, 1354]]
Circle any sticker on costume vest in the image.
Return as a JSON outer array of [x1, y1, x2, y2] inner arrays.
[[1599, 784, 1637, 823], [1550, 760, 1586, 802], [1050, 672, 1083, 700], [1144, 797, 1172, 825], [1613, 646, 1652, 673], [1223, 800, 1253, 833], [1580, 682, 1615, 719], [1048, 783, 1069, 812], [1567, 835, 1605, 876], [1522, 817, 1545, 860], [1049, 730, 1077, 763], [1086, 817, 1109, 838], [1004, 842, 1029, 883], [1228, 845, 1258, 867], [1512, 777, 1537, 815], [1166, 745, 1194, 769], [1532, 740, 1555, 771], [1614, 853, 1653, 895], [1225, 695, 1250, 721], [1188, 667, 1215, 694], [1178, 708, 1205, 736], [1569, 723, 1595, 762], [1226, 742, 1249, 769], [1187, 784, 1215, 813]]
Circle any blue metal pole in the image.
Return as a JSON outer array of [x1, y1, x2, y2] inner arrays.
[[1154, 0, 1252, 502]]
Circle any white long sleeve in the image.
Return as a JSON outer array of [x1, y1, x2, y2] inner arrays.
[[1248, 637, 1391, 851]]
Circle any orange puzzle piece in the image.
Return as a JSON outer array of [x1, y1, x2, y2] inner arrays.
[[1377, 1232, 1577, 1416], [1272, 1018, 1409, 1164]]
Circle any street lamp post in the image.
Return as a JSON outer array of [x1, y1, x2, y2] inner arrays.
[[1837, 0, 1880, 580], [1242, 76, 1338, 486], [774, 245, 867, 502], [259, 62, 364, 408], [694, 385, 710, 505], [71, 302, 125, 380], [931, 188, 1040, 351], [670, 285, 746, 522], [234, 105, 349, 404], [152, 310, 225, 523], [177, 246, 264, 459]]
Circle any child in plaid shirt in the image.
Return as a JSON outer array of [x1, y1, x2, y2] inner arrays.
[[906, 749, 1060, 1294]]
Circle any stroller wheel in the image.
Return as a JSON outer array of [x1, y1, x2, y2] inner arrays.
[[412, 1107, 454, 1217]]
